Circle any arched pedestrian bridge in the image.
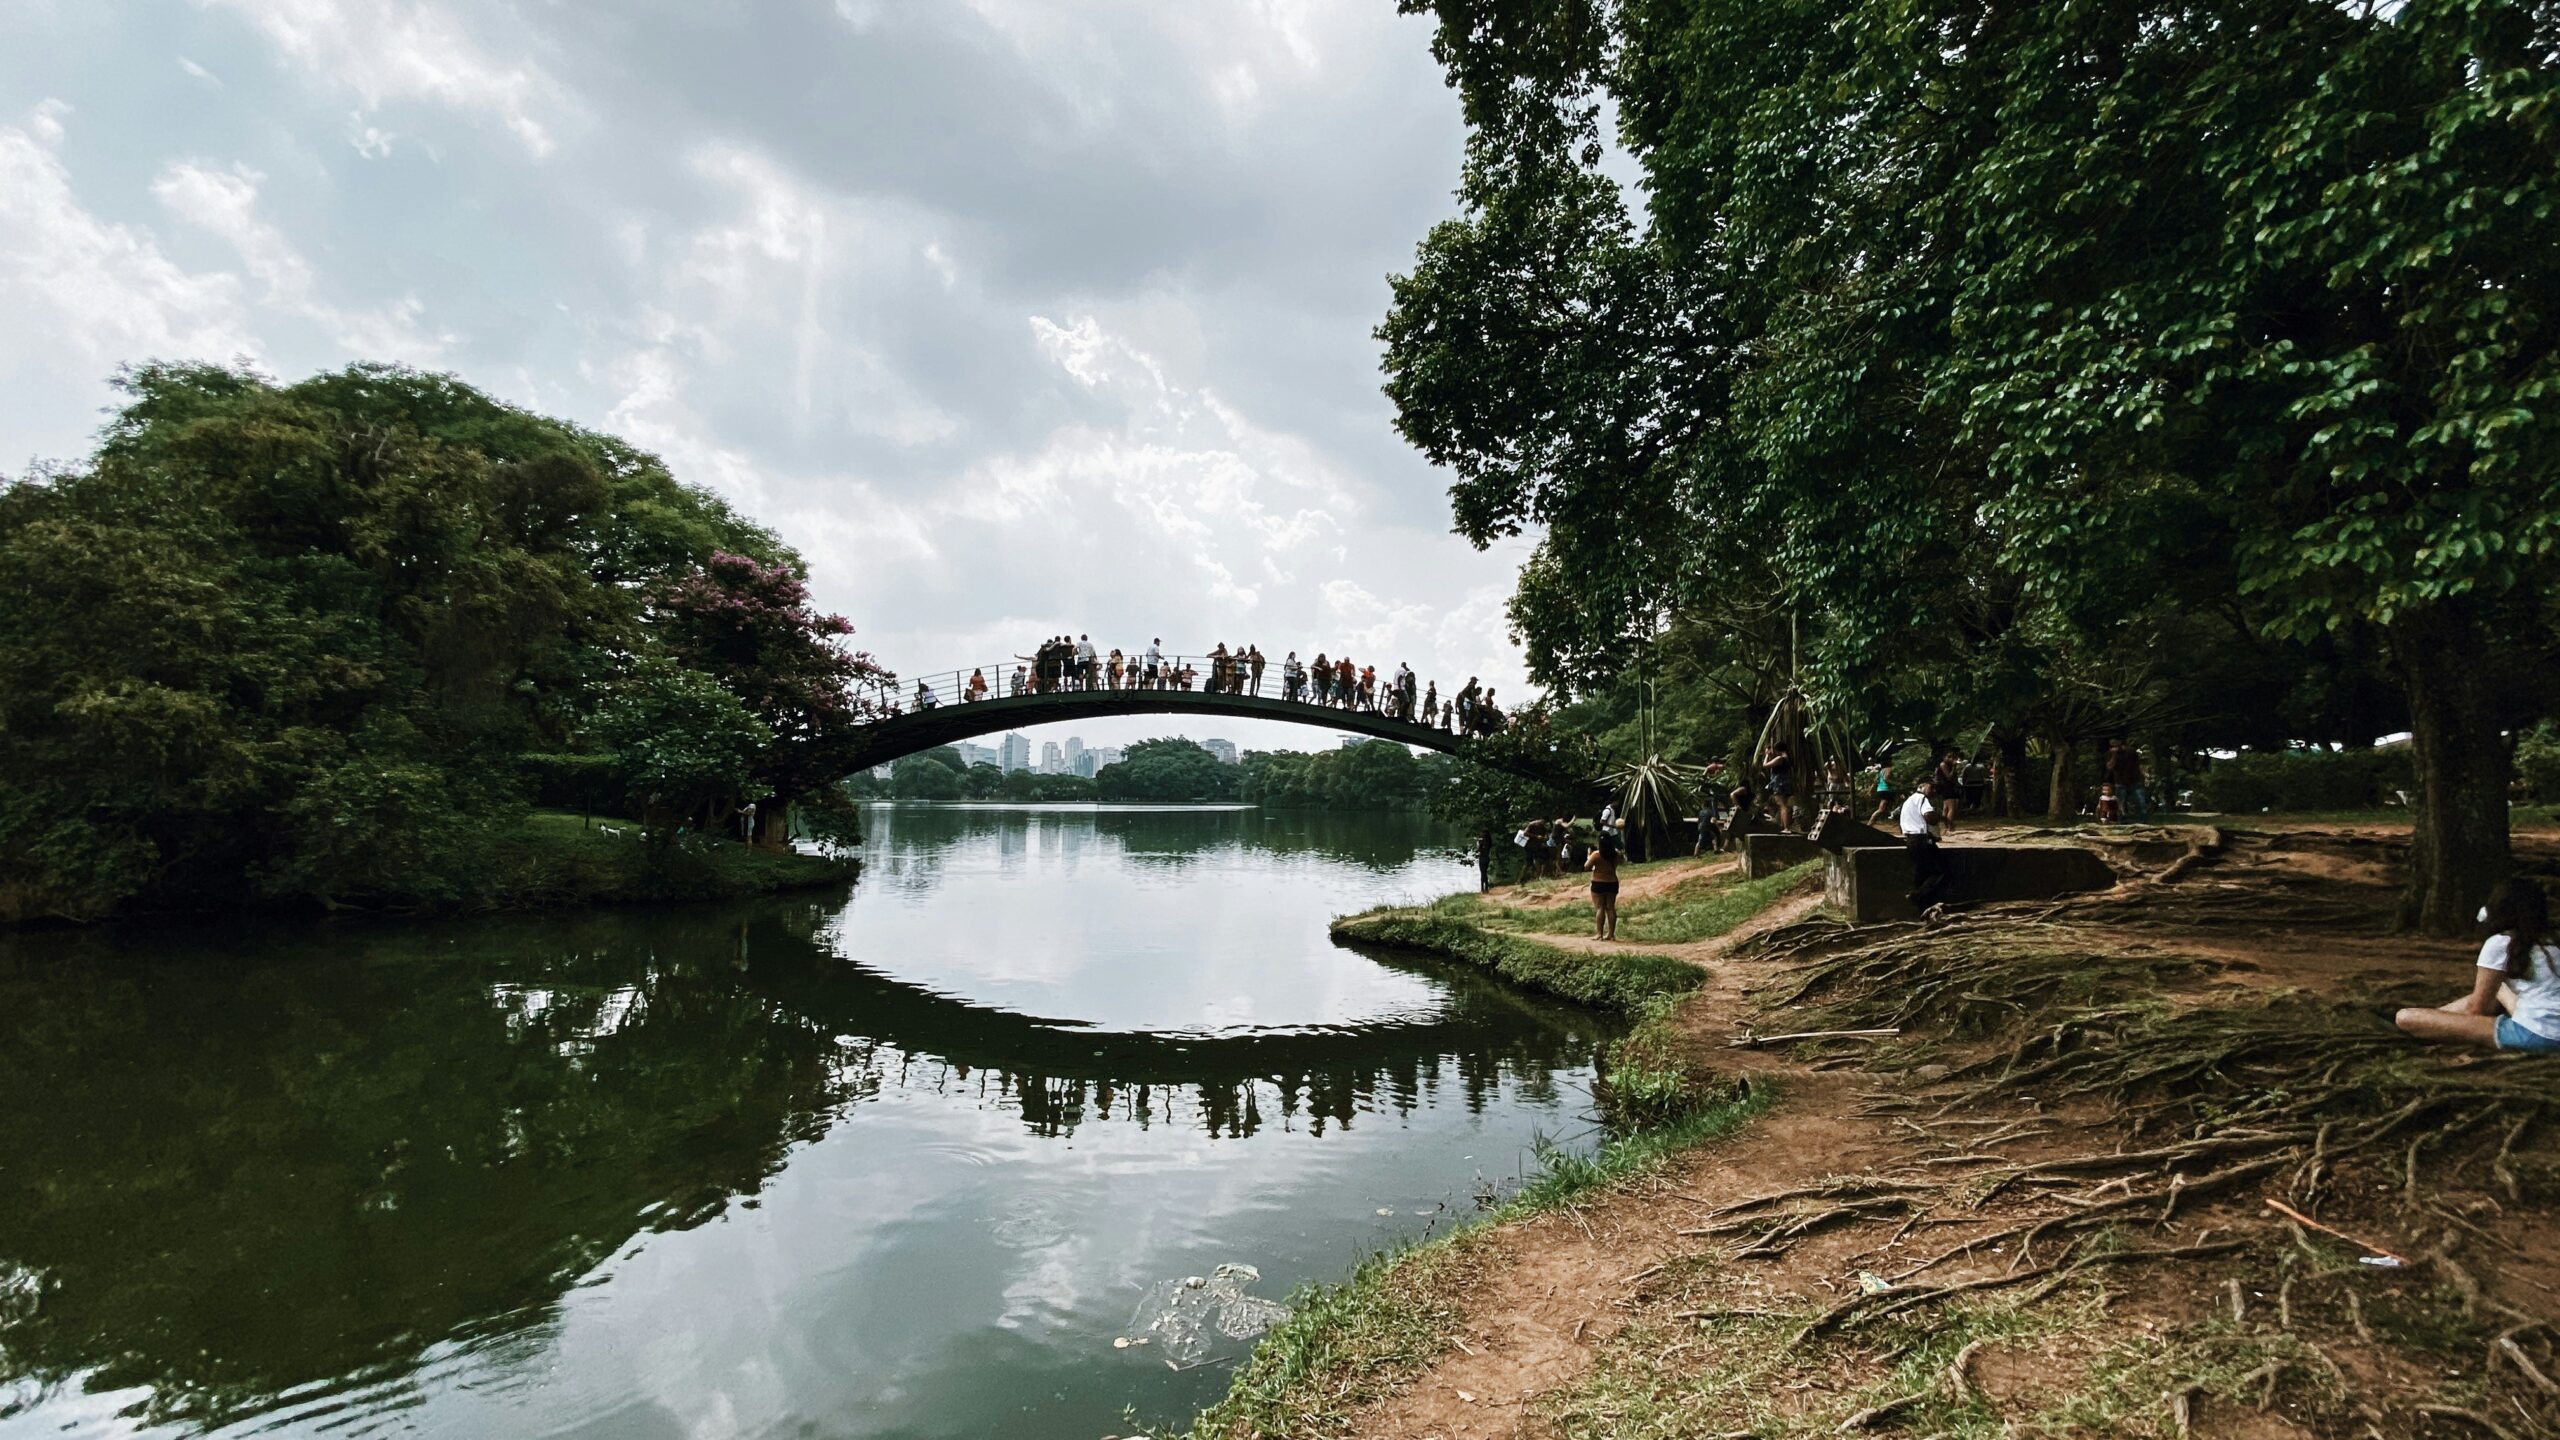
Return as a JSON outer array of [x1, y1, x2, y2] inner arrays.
[[839, 653, 1576, 782]]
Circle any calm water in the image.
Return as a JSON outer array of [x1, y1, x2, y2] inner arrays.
[[0, 807, 1614, 1440]]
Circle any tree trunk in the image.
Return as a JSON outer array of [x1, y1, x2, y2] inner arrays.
[[2046, 738, 2076, 819], [754, 803, 795, 852], [2387, 603, 2511, 935], [1990, 729, 2028, 818]]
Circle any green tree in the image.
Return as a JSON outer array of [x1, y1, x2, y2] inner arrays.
[[1380, 0, 2560, 931], [889, 754, 965, 800], [1094, 739, 1240, 802], [584, 661, 769, 833]]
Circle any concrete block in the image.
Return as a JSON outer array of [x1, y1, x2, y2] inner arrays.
[[1827, 843, 2119, 924], [1812, 813, 1897, 852], [1742, 831, 1826, 879]]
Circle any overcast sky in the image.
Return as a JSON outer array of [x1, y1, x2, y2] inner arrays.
[[0, 0, 1534, 755]]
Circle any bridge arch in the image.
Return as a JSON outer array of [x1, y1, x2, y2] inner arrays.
[[835, 653, 1582, 783]]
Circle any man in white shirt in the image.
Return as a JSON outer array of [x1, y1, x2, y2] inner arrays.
[[1146, 639, 1163, 690], [1899, 778, 1948, 906], [1076, 634, 1097, 691]]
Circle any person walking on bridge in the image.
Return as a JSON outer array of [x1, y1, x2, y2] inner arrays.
[[1309, 651, 1330, 704], [1249, 645, 1266, 697], [1145, 639, 1163, 690], [1282, 651, 1304, 702], [1076, 634, 1098, 691], [966, 668, 989, 702], [1107, 648, 1125, 690], [1455, 677, 1480, 732], [1335, 656, 1356, 708], [1422, 680, 1438, 726]]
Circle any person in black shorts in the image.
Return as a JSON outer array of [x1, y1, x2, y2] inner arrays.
[[1588, 826, 1623, 940]]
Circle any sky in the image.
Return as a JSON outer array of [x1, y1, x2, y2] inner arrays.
[[0, 0, 1535, 756]]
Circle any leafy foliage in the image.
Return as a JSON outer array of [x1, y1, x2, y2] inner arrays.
[[1380, 0, 2560, 930], [0, 362, 875, 917]]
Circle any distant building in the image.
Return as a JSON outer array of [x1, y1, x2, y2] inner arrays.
[[1064, 737, 1087, 772], [1000, 733, 1031, 772], [1091, 746, 1124, 771], [1040, 741, 1065, 774], [1338, 734, 1371, 749], [1072, 751, 1098, 779], [952, 742, 998, 771], [1202, 738, 1238, 764]]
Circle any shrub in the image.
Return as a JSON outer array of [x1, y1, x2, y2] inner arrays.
[[2191, 747, 2414, 813], [2517, 723, 2560, 803]]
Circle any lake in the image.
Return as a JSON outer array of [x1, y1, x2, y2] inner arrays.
[[0, 806, 1615, 1439]]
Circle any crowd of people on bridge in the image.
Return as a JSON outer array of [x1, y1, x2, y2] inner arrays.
[[892, 635, 1520, 739]]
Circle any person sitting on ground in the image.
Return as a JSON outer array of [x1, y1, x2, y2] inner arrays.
[[2395, 879, 2560, 1053], [1589, 825, 1623, 941]]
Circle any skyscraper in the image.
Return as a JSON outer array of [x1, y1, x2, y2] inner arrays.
[[1040, 741, 1065, 774], [1202, 738, 1238, 764], [999, 733, 1031, 772], [1064, 737, 1087, 772]]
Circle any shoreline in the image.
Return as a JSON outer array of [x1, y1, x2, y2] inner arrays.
[[1178, 857, 1810, 1438], [1179, 825, 2560, 1439], [1, 810, 859, 929]]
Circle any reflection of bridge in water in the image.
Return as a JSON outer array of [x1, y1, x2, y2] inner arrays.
[[841, 652, 1573, 779]]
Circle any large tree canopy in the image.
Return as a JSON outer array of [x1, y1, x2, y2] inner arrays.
[[1383, 0, 2560, 931], [0, 363, 883, 918]]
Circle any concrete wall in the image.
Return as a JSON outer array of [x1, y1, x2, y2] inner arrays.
[[1741, 832, 1828, 879], [1827, 843, 2119, 924]]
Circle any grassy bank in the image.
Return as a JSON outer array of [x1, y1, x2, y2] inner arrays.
[[1181, 876, 1795, 1438], [475, 811, 858, 909]]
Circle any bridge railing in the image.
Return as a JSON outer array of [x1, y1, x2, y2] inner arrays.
[[853, 653, 1478, 736]]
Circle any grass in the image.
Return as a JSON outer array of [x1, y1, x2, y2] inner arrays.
[[1329, 911, 1706, 1013], [486, 810, 858, 907], [1420, 859, 1822, 946]]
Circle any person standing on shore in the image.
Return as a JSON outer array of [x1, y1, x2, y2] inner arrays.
[[1900, 777, 1948, 908], [1588, 826, 1623, 940]]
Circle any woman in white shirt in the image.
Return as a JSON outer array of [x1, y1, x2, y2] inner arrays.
[[2395, 879, 2560, 1053]]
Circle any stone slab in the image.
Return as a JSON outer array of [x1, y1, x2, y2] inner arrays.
[[1812, 813, 1897, 852], [1741, 831, 1827, 879], [1826, 843, 2120, 924]]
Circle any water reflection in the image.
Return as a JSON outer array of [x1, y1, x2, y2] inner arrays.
[[0, 809, 1607, 1439]]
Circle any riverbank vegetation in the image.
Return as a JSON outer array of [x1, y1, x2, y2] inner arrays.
[[0, 364, 883, 922], [1379, 0, 2560, 934]]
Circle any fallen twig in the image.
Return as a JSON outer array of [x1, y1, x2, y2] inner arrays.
[[1728, 1027, 1902, 1048]]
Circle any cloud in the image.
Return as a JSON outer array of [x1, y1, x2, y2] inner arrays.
[[150, 158, 446, 360], [199, 0, 563, 155], [0, 104, 252, 377]]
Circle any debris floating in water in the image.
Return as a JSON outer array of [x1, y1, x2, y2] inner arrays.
[[1126, 1263, 1291, 1363]]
